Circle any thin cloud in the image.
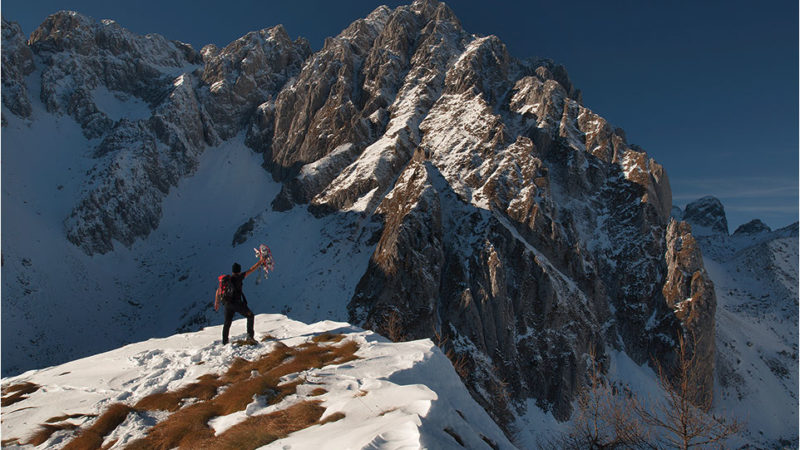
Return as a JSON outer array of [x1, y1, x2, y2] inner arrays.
[[724, 205, 799, 214], [670, 176, 798, 202]]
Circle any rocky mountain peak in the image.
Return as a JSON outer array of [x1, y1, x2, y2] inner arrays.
[[29, 10, 200, 66], [733, 218, 771, 236], [27, 10, 94, 53], [683, 195, 729, 236], [199, 23, 311, 139], [445, 34, 513, 103], [409, 0, 461, 25], [364, 4, 393, 25]]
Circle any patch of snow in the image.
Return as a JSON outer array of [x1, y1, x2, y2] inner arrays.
[[91, 86, 152, 123], [513, 399, 566, 449], [346, 186, 381, 214], [298, 143, 355, 180], [700, 228, 798, 447]]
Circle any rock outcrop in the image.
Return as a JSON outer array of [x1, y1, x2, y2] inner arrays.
[[662, 219, 717, 407], [733, 219, 771, 236], [199, 25, 310, 140], [1, 18, 35, 121], [682, 195, 729, 236]]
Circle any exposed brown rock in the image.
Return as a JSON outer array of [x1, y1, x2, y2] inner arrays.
[[663, 219, 717, 408], [2, 18, 35, 120]]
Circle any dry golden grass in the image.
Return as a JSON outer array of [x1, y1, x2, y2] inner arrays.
[[214, 375, 282, 416], [281, 342, 357, 374], [25, 422, 80, 446], [53, 339, 358, 450], [21, 413, 98, 447], [319, 411, 346, 425], [275, 378, 305, 402], [100, 438, 119, 450], [183, 374, 225, 400], [312, 333, 346, 344], [134, 391, 185, 412], [1, 381, 40, 406], [125, 402, 218, 449], [380, 311, 406, 342], [432, 328, 470, 379], [62, 403, 133, 450], [208, 401, 327, 449], [1, 438, 22, 446], [124, 339, 358, 450], [309, 387, 327, 396], [445, 349, 470, 379], [135, 374, 224, 412]]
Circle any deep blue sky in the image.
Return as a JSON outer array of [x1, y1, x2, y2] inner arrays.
[[4, 0, 798, 231]]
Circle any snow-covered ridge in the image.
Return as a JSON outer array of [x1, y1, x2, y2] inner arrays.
[[1, 315, 513, 449]]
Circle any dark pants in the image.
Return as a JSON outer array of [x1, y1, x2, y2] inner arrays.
[[222, 301, 254, 344]]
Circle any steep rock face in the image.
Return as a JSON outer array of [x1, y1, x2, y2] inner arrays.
[[400, 19, 678, 421], [309, 1, 467, 215], [350, 150, 444, 340], [261, 0, 688, 425], [662, 219, 716, 406], [1, 18, 35, 120], [4, 11, 309, 254], [240, 0, 703, 425], [199, 25, 310, 140], [349, 149, 606, 424], [255, 1, 469, 213], [261, 5, 393, 183], [21, 11, 213, 253]]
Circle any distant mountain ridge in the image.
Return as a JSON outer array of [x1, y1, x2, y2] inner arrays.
[[3, 1, 795, 446], [675, 197, 798, 446]]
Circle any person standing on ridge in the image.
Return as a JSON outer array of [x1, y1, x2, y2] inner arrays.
[[221, 258, 263, 345]]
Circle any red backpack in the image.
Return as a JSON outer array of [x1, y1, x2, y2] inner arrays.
[[214, 275, 234, 311]]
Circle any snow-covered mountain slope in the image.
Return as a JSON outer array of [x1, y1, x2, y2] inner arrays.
[[0, 314, 514, 449], [4, 1, 794, 447], [676, 198, 798, 447], [2, 96, 375, 376]]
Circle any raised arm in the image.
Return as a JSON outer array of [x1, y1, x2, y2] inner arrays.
[[243, 258, 263, 278]]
